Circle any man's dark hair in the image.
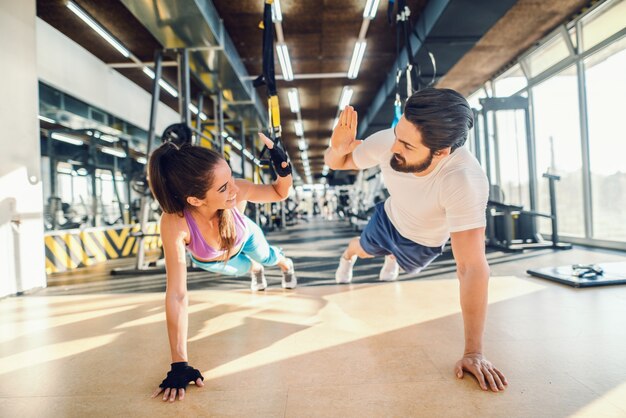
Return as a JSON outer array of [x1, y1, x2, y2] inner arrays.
[[404, 88, 474, 153]]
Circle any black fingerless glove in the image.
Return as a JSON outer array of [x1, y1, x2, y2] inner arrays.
[[159, 362, 204, 390], [269, 145, 292, 177]]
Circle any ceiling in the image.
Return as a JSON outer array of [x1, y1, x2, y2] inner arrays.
[[36, 0, 590, 183]]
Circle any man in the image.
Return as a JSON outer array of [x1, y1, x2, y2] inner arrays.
[[324, 88, 507, 392]]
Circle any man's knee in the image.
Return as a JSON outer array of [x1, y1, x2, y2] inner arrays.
[[348, 237, 374, 258]]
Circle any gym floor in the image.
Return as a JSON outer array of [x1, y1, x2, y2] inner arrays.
[[2, 219, 626, 417]]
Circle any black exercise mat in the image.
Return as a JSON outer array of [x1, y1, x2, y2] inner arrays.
[[527, 261, 626, 288]]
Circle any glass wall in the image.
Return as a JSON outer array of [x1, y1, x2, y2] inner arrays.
[[465, 0, 626, 248], [493, 109, 530, 207], [585, 36, 626, 241], [531, 66, 585, 237]]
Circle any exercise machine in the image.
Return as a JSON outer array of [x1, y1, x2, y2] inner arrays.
[[486, 173, 572, 251]]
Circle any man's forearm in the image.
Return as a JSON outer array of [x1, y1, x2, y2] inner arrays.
[[324, 147, 348, 170], [458, 263, 490, 354]]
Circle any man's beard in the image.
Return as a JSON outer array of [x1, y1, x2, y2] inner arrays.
[[390, 150, 434, 173]]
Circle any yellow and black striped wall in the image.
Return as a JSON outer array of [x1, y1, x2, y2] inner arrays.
[[44, 222, 161, 274]]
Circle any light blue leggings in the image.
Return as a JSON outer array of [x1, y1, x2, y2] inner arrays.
[[190, 217, 283, 276]]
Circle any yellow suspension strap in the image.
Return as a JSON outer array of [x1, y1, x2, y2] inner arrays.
[[268, 94, 281, 141]]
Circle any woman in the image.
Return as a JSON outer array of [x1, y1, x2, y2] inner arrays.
[[149, 132, 296, 402]]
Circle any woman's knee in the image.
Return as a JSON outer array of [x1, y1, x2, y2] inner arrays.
[[249, 245, 282, 266]]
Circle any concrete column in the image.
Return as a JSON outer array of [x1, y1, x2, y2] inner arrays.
[[0, 0, 46, 297]]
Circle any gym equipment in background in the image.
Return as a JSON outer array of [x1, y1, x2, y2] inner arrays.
[[486, 173, 572, 251]]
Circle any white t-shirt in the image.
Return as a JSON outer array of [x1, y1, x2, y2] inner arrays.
[[352, 128, 489, 247]]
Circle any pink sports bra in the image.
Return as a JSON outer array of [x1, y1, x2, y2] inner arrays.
[[183, 208, 247, 260]]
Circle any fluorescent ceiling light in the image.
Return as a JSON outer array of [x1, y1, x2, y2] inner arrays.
[[51, 132, 84, 146], [298, 139, 307, 151], [187, 103, 208, 121], [99, 134, 118, 143], [136, 157, 147, 165], [243, 149, 254, 159], [348, 40, 367, 79], [254, 158, 261, 166], [271, 0, 283, 22], [339, 86, 354, 110], [288, 88, 300, 113], [67, 1, 130, 58], [294, 121, 304, 137], [38, 115, 55, 124], [276, 43, 294, 81], [101, 147, 127, 158], [363, 0, 380, 19], [224, 136, 243, 151], [142, 67, 179, 98]]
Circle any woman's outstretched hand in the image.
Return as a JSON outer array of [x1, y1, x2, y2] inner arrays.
[[259, 132, 292, 177]]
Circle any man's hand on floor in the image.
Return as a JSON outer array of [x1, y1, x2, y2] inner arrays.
[[455, 353, 508, 392]]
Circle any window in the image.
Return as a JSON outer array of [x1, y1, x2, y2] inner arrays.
[[525, 33, 571, 78], [493, 108, 530, 207], [494, 64, 527, 97], [466, 89, 487, 167], [467, 89, 486, 109], [531, 66, 585, 237], [580, 0, 626, 52], [585, 35, 626, 241]]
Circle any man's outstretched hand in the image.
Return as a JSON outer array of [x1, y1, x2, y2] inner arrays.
[[330, 106, 362, 156], [455, 353, 508, 392]]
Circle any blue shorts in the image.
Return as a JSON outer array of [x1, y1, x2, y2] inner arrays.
[[190, 217, 283, 277], [360, 203, 443, 274]]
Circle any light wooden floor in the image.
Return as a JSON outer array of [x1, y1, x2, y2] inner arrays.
[[2, 220, 626, 417]]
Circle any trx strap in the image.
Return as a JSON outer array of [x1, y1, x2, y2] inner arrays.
[[388, 0, 436, 127], [391, 69, 402, 128], [389, 0, 417, 127], [254, 0, 282, 143], [397, 0, 419, 97], [253, 0, 287, 179]]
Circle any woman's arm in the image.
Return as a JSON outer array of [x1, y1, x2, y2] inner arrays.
[[160, 213, 190, 362], [235, 175, 291, 203], [152, 214, 204, 402], [235, 132, 292, 203]]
